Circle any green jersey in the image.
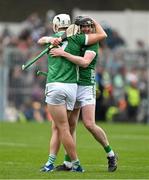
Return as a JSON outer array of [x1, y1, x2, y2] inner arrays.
[[78, 43, 99, 86], [46, 32, 86, 83]]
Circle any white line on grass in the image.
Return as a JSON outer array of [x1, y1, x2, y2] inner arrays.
[[0, 142, 28, 147], [111, 135, 149, 140]]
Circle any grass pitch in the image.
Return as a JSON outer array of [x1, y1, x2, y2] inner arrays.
[[0, 121, 149, 179]]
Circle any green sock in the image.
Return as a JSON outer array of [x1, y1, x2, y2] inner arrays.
[[64, 154, 71, 162], [104, 145, 115, 157], [104, 145, 112, 153]]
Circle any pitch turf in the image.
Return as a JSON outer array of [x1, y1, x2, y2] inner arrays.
[[0, 121, 149, 179]]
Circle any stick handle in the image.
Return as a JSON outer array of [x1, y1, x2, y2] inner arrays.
[[22, 47, 49, 70]]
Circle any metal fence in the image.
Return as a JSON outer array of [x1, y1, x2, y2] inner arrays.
[[0, 46, 149, 122]]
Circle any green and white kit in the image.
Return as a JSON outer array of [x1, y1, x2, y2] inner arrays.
[[45, 32, 88, 109], [75, 43, 99, 108]]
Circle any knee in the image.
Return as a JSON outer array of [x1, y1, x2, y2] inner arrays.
[[84, 120, 95, 131]]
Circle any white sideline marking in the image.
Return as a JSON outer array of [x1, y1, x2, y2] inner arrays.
[[111, 135, 149, 140], [0, 142, 27, 147]]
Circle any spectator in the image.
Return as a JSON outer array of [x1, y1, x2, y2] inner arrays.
[[125, 79, 141, 122]]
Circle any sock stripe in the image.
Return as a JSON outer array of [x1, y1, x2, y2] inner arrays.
[[45, 154, 56, 166]]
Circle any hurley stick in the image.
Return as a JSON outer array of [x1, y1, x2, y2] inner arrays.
[[22, 24, 78, 70]]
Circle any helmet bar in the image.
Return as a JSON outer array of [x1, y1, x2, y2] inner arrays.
[[74, 16, 94, 26]]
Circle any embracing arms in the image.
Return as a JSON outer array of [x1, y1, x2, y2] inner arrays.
[[50, 48, 96, 68]]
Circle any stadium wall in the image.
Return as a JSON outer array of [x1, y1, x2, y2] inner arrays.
[[73, 9, 149, 49]]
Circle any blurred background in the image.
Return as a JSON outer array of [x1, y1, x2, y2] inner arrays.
[[0, 0, 149, 123]]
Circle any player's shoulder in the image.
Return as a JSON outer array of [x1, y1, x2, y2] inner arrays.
[[53, 31, 64, 38], [70, 33, 85, 40], [68, 33, 86, 46]]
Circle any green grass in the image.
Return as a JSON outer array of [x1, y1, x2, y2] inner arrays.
[[0, 121, 149, 179]]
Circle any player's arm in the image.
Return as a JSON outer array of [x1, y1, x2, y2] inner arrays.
[[37, 36, 61, 46], [50, 47, 96, 68], [87, 20, 107, 45]]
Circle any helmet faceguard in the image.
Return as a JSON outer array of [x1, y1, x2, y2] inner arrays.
[[52, 14, 71, 32], [74, 16, 95, 33], [74, 16, 94, 26]]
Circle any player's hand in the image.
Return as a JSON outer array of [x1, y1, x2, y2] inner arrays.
[[50, 47, 65, 57], [50, 37, 62, 46]]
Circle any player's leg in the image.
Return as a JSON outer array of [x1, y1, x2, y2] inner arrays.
[[40, 121, 61, 172], [44, 83, 84, 172], [82, 104, 109, 146], [81, 104, 118, 172], [47, 104, 84, 172], [55, 108, 80, 171], [40, 109, 79, 172], [50, 121, 61, 155], [47, 104, 76, 158]]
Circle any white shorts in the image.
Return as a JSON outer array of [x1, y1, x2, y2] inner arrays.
[[75, 85, 96, 108], [45, 82, 77, 111]]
